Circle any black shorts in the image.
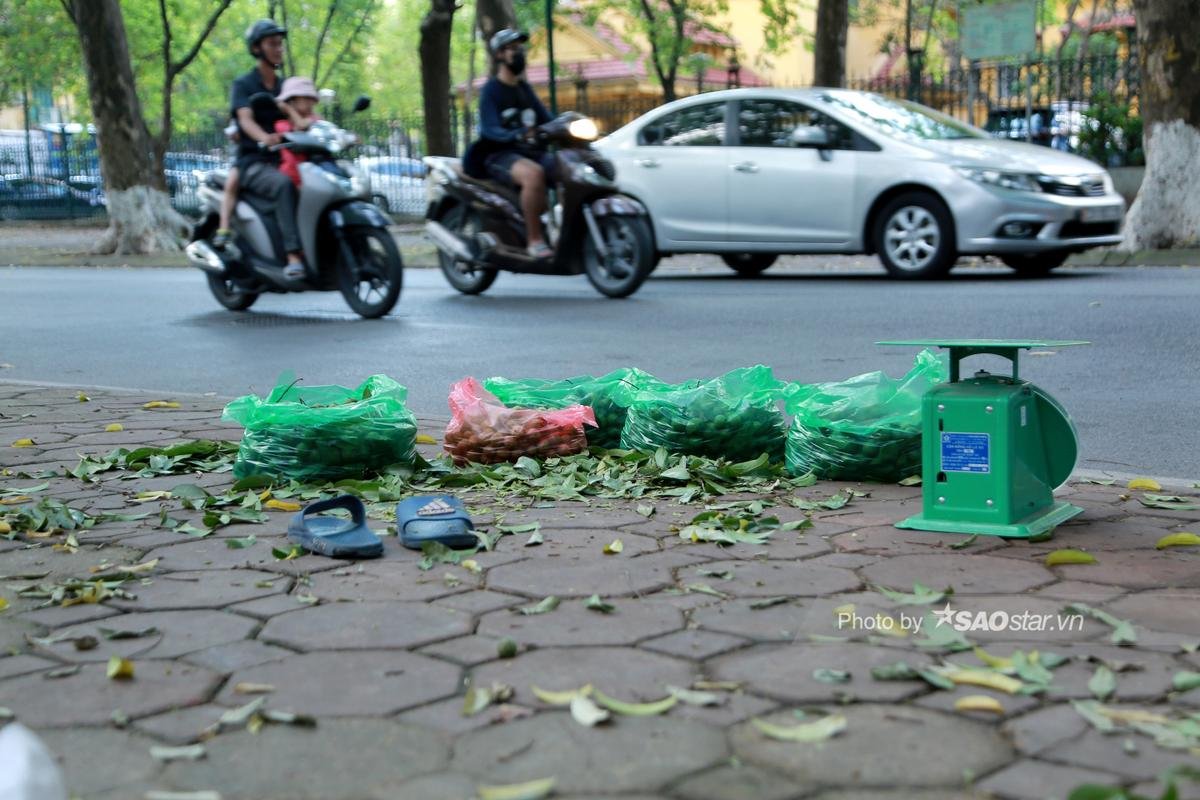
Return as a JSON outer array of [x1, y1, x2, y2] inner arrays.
[[483, 150, 555, 187]]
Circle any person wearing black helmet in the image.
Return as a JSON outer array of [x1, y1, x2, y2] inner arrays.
[[468, 28, 554, 259], [227, 19, 306, 281]]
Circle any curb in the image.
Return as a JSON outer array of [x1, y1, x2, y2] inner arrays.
[[1067, 249, 1200, 267]]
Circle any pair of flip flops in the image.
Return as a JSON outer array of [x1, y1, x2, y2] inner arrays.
[[287, 494, 477, 558]]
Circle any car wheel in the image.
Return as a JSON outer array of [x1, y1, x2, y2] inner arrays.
[[874, 192, 956, 279], [721, 253, 777, 277], [1001, 251, 1069, 276]]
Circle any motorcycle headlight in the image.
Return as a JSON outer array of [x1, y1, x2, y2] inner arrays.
[[567, 117, 599, 141], [571, 162, 613, 187], [953, 166, 1040, 192]]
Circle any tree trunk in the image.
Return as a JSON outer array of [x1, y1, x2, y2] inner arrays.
[[813, 0, 849, 87], [1121, 0, 1200, 249], [66, 0, 186, 255], [475, 0, 515, 45], [420, 0, 457, 156]]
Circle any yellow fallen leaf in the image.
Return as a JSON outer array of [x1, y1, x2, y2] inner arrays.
[[142, 400, 181, 409], [591, 688, 677, 716], [0, 520, 10, 534], [872, 614, 909, 638], [1045, 549, 1098, 567], [973, 646, 1014, 671], [1156, 532, 1200, 550], [76, 392, 90, 402], [531, 684, 592, 706], [104, 423, 124, 432], [461, 559, 481, 574], [265, 499, 302, 512], [603, 538, 624, 555], [133, 491, 173, 502], [259, 489, 272, 501], [833, 603, 856, 617], [0, 496, 31, 505], [233, 682, 275, 694], [11, 439, 34, 448], [478, 777, 557, 800], [1098, 706, 1170, 725], [0, 597, 8, 612], [106, 656, 135, 680], [937, 667, 1024, 695], [415, 434, 437, 445], [1127, 477, 1162, 491], [752, 714, 847, 742], [116, 559, 160, 575], [955, 695, 1005, 714]]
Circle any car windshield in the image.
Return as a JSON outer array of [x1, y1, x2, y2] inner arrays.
[[820, 91, 983, 141]]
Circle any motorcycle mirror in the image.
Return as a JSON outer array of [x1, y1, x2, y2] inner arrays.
[[520, 108, 537, 128], [352, 95, 371, 113]]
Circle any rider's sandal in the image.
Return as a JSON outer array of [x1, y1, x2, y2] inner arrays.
[[212, 228, 232, 249]]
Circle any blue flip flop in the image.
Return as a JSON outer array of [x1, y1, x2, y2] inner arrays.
[[288, 495, 383, 559], [396, 495, 478, 551]]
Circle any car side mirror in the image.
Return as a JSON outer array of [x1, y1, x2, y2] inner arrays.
[[791, 124, 831, 148], [352, 95, 371, 113]]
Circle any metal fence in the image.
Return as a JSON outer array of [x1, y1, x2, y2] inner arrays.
[[848, 53, 1140, 157], [0, 53, 1140, 223]]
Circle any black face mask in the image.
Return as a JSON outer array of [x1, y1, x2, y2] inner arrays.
[[509, 51, 527, 75]]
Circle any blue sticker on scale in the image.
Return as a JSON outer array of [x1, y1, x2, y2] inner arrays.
[[941, 432, 990, 473]]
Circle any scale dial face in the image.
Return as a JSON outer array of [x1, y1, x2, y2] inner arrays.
[[1032, 385, 1078, 489]]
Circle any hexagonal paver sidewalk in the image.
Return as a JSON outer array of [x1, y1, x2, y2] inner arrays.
[[2, 382, 1198, 800]]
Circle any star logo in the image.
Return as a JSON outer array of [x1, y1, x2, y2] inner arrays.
[[932, 602, 955, 628]]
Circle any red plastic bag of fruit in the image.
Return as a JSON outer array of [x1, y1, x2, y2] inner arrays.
[[444, 378, 598, 465]]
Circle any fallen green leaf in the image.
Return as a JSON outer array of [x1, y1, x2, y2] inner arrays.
[[591, 688, 677, 716], [225, 535, 257, 550], [477, 777, 557, 800], [752, 713, 847, 742], [813, 668, 851, 684], [516, 596, 560, 616], [584, 594, 614, 613], [570, 695, 611, 727], [1088, 665, 1116, 700], [1046, 549, 1098, 567]]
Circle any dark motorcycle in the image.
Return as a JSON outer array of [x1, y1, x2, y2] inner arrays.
[[186, 94, 402, 319], [423, 111, 655, 298]]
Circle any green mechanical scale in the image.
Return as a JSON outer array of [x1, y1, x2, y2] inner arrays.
[[878, 340, 1088, 538]]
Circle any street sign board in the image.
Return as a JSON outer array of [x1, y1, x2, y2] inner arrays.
[[961, 0, 1037, 61]]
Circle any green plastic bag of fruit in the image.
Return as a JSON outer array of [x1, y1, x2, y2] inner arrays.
[[785, 349, 947, 482], [222, 373, 418, 482], [483, 368, 663, 449], [620, 365, 787, 461]]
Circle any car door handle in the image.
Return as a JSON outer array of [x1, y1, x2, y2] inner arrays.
[[733, 161, 759, 173], [635, 158, 660, 168]]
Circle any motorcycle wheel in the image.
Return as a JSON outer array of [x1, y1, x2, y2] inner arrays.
[[437, 204, 498, 295], [337, 226, 403, 319], [583, 214, 654, 298], [206, 272, 258, 311]]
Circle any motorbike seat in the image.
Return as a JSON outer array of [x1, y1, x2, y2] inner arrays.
[[453, 164, 520, 202]]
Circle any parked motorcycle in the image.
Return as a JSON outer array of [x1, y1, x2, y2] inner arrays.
[[186, 95, 402, 319], [423, 111, 655, 299]]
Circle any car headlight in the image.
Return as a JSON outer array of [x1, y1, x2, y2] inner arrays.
[[568, 117, 599, 141], [953, 166, 1041, 192], [571, 162, 613, 187]]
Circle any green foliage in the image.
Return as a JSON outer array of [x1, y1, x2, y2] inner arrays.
[[1078, 91, 1144, 167], [0, 0, 82, 110]]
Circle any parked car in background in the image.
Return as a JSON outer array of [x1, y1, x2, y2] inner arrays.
[[597, 88, 1126, 278], [165, 152, 222, 216], [0, 176, 104, 219], [358, 156, 425, 216]]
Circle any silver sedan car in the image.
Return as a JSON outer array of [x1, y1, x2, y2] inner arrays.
[[595, 88, 1126, 278]]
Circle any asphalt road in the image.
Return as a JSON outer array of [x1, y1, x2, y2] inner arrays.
[[1, 260, 1196, 479]]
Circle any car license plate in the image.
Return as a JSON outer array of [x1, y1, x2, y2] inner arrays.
[[1080, 205, 1123, 223]]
